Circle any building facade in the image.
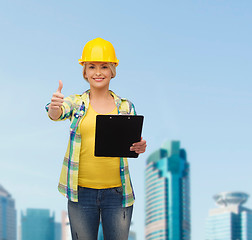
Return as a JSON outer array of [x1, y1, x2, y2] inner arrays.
[[21, 209, 55, 240], [128, 231, 137, 240], [205, 192, 252, 240], [145, 140, 190, 240], [0, 184, 17, 240], [54, 222, 61, 240]]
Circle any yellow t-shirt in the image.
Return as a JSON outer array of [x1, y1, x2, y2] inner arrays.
[[78, 103, 122, 188]]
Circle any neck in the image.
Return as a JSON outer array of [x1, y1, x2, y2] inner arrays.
[[89, 86, 112, 101]]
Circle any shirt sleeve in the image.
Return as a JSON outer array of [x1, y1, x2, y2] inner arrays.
[[129, 101, 137, 116], [45, 94, 76, 121]]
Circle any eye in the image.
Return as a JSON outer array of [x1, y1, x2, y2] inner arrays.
[[102, 66, 108, 69], [89, 66, 95, 69]]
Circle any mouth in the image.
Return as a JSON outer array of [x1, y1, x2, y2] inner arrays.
[[93, 78, 104, 82]]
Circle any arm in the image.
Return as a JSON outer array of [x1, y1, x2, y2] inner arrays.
[[45, 80, 75, 121]]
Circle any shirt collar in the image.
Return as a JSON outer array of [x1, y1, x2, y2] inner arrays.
[[80, 89, 122, 109]]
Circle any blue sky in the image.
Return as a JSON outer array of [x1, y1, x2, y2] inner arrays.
[[0, 1, 252, 239]]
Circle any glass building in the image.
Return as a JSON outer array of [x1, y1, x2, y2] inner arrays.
[[0, 184, 17, 240], [145, 140, 190, 240], [128, 231, 136, 240], [54, 222, 61, 240], [205, 192, 252, 240], [21, 208, 55, 240]]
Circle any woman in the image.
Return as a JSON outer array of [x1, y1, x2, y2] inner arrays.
[[45, 37, 147, 240]]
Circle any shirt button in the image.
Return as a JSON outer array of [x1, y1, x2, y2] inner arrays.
[[121, 169, 124, 171]]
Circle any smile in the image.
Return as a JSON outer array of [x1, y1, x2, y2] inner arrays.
[[93, 78, 104, 82]]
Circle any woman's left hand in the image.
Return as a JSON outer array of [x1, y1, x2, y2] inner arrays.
[[130, 137, 147, 154]]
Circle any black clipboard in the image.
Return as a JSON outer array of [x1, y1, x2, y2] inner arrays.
[[95, 115, 144, 158]]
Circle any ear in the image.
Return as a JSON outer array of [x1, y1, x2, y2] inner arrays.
[[83, 67, 87, 79]]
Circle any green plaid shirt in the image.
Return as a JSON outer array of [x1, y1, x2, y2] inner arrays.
[[45, 89, 136, 207]]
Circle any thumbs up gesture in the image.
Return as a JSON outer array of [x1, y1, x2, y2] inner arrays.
[[50, 80, 64, 110]]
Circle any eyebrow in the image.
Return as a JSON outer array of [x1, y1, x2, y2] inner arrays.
[[89, 63, 108, 66]]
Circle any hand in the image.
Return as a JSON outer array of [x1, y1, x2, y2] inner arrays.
[[50, 80, 64, 110], [130, 137, 147, 154]]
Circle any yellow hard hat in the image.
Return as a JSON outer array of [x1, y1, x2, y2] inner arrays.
[[78, 37, 119, 66]]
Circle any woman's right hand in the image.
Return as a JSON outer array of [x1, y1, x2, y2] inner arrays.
[[48, 80, 64, 120]]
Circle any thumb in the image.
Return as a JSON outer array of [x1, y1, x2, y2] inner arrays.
[[57, 80, 63, 93]]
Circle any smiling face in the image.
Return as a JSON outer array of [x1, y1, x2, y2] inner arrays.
[[84, 62, 113, 88]]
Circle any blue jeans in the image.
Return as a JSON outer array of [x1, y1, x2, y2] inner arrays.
[[68, 186, 133, 240]]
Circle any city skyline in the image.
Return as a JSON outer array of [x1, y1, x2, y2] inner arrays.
[[0, 1, 251, 239], [1, 142, 252, 240]]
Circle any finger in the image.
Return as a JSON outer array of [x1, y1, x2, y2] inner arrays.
[[130, 146, 139, 151], [53, 92, 64, 99], [134, 147, 145, 151], [132, 141, 146, 147], [130, 146, 144, 152], [50, 104, 62, 109], [49, 105, 61, 110], [50, 101, 63, 107], [137, 151, 145, 154], [135, 149, 144, 154], [51, 97, 64, 103], [57, 80, 63, 93]]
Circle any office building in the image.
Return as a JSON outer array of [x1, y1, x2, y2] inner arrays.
[[0, 184, 17, 240], [54, 222, 61, 240], [128, 230, 136, 240], [145, 140, 190, 240], [21, 208, 55, 240], [205, 191, 252, 240]]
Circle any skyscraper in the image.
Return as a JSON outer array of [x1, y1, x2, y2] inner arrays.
[[205, 191, 252, 240], [54, 222, 62, 240], [128, 230, 136, 240], [0, 184, 17, 240], [21, 208, 55, 240], [145, 140, 190, 240]]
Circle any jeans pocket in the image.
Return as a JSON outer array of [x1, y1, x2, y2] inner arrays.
[[113, 186, 123, 195]]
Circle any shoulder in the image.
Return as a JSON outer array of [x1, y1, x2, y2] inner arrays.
[[121, 97, 135, 107], [67, 89, 90, 101], [110, 90, 134, 105], [119, 97, 136, 115]]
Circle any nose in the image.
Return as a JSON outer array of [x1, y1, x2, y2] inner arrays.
[[95, 67, 102, 76]]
